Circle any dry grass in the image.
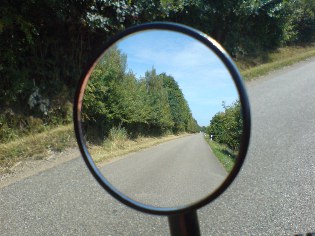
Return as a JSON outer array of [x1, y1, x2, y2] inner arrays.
[[88, 133, 189, 166], [236, 44, 315, 80], [0, 122, 189, 174], [0, 124, 76, 174]]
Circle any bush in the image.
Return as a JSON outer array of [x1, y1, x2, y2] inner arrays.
[[108, 126, 128, 142], [105, 126, 128, 150], [207, 101, 242, 151], [0, 111, 46, 143]]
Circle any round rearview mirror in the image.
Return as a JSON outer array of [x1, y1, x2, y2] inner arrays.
[[74, 22, 250, 215]]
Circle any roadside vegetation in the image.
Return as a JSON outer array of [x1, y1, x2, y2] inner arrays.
[[238, 44, 315, 80], [82, 46, 199, 142], [82, 46, 199, 166], [0, 124, 75, 174], [88, 129, 189, 166], [203, 101, 241, 172], [1, 0, 314, 171], [206, 101, 242, 151], [204, 136, 236, 173]]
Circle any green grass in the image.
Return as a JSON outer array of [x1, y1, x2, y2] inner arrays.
[[236, 44, 315, 80], [204, 136, 236, 173], [0, 124, 76, 174]]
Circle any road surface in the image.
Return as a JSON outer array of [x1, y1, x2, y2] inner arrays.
[[99, 133, 227, 208], [1, 58, 315, 235]]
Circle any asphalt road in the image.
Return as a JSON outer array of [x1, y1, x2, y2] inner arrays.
[[100, 133, 227, 208], [1, 58, 315, 235]]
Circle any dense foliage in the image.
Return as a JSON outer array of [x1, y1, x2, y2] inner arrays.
[[0, 0, 314, 142], [82, 47, 199, 141], [207, 101, 242, 151]]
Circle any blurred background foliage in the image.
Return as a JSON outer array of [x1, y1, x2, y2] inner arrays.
[[0, 0, 314, 142]]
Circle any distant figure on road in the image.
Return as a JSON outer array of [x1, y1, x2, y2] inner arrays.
[[210, 134, 213, 140]]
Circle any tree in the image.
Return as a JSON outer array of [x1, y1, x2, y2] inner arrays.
[[82, 46, 128, 139], [208, 101, 242, 151], [144, 69, 174, 133], [161, 74, 188, 133], [2, 0, 314, 143], [282, 0, 315, 44]]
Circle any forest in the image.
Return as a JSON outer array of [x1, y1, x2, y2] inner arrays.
[[1, 0, 314, 142]]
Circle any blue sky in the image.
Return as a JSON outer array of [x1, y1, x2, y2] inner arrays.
[[116, 30, 239, 127]]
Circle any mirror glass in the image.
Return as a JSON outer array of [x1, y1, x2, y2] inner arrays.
[[80, 30, 242, 208]]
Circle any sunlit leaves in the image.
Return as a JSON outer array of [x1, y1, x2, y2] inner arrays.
[[207, 101, 242, 151], [82, 47, 199, 140]]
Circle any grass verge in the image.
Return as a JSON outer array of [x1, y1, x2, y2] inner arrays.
[[88, 133, 189, 167], [0, 124, 189, 174], [0, 124, 76, 174], [204, 136, 236, 173], [237, 44, 315, 80]]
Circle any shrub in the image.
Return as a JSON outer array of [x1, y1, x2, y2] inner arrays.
[[108, 126, 128, 142]]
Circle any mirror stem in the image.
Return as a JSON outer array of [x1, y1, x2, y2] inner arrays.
[[168, 210, 201, 236]]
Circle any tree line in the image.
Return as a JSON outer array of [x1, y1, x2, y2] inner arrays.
[[206, 101, 242, 152], [1, 0, 314, 142], [82, 47, 199, 141]]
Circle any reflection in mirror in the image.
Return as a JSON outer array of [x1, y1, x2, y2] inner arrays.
[[80, 30, 242, 208]]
